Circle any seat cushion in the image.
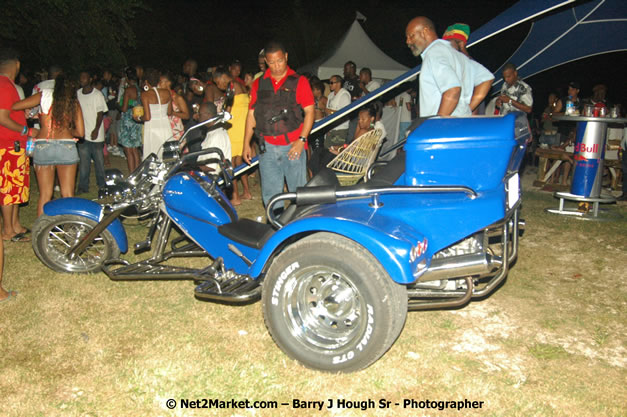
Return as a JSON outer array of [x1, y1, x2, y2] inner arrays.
[[218, 218, 274, 249]]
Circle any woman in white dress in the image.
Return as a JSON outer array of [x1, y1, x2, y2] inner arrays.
[[134, 68, 173, 159]]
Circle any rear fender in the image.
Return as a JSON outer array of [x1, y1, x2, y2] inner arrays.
[[43, 198, 128, 253], [250, 217, 428, 284]]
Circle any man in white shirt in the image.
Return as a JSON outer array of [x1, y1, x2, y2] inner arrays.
[[76, 70, 108, 194], [405, 16, 494, 117], [358, 68, 381, 96], [324, 75, 352, 149], [496, 63, 533, 115], [28, 65, 62, 126], [33, 65, 62, 94]]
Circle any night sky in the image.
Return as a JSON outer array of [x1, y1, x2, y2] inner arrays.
[[126, 0, 625, 112], [12, 0, 627, 113]]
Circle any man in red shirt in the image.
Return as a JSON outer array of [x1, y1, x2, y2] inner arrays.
[[242, 41, 314, 207], [0, 48, 36, 302], [0, 48, 33, 245]]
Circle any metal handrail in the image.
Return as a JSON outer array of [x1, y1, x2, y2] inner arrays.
[[266, 184, 478, 229]]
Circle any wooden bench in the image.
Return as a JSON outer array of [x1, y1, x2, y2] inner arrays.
[[605, 139, 623, 191], [535, 144, 624, 191], [534, 147, 573, 191]]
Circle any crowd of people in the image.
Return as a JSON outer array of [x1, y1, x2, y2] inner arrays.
[[0, 15, 624, 303]]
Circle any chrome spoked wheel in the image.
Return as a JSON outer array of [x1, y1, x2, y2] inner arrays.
[[281, 267, 366, 352], [33, 214, 119, 273]]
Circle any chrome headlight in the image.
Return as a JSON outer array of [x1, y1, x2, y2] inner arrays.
[[98, 181, 132, 203]]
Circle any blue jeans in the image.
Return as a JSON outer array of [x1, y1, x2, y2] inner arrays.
[[259, 142, 307, 206], [399, 121, 411, 140], [77, 141, 105, 192], [33, 140, 79, 166]]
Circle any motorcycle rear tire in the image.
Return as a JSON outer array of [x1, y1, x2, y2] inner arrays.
[[32, 214, 120, 273], [262, 232, 408, 373]]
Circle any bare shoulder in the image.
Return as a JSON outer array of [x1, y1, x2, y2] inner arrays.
[[233, 82, 246, 95], [141, 88, 156, 102], [158, 88, 171, 102], [126, 85, 137, 97]]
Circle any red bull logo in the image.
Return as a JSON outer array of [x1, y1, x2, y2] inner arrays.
[[575, 142, 601, 160]]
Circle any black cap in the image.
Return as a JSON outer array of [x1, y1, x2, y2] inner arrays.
[[568, 81, 580, 90]]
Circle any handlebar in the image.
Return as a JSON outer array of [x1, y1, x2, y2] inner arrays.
[[166, 146, 232, 188], [178, 111, 232, 144], [165, 111, 234, 186]]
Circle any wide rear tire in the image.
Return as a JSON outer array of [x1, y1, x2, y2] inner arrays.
[[262, 232, 408, 372], [32, 214, 119, 273]]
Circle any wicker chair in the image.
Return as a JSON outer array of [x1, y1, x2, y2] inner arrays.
[[326, 128, 384, 185]]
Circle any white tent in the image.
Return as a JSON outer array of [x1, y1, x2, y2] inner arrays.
[[298, 19, 409, 80]]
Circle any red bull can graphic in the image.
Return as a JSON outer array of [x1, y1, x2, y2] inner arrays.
[[571, 121, 606, 197]]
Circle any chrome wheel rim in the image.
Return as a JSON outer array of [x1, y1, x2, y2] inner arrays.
[[281, 266, 366, 351], [44, 220, 108, 272]]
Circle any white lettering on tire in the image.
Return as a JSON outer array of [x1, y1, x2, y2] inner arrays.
[[271, 261, 299, 306], [332, 304, 375, 364], [356, 304, 375, 352], [332, 351, 354, 364]]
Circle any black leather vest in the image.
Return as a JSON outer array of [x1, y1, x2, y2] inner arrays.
[[254, 74, 304, 143]]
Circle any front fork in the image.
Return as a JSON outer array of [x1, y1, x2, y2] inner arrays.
[[68, 206, 127, 259], [69, 205, 173, 262], [147, 214, 172, 262]]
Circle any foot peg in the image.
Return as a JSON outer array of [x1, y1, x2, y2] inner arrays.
[[134, 240, 151, 253]]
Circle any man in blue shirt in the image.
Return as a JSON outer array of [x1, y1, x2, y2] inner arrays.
[[405, 16, 493, 117]]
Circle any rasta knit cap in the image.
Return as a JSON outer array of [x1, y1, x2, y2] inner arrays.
[[442, 23, 470, 43]]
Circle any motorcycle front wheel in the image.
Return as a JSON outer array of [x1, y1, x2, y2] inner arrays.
[[32, 214, 120, 273]]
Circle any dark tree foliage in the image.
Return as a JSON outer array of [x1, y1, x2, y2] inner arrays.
[[0, 0, 146, 72]]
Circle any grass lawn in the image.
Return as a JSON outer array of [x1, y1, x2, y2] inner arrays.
[[1, 157, 626, 417]]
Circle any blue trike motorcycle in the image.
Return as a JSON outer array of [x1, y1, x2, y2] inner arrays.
[[32, 111, 529, 372]]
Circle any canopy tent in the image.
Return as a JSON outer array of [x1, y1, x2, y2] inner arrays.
[[298, 19, 409, 80], [311, 0, 574, 134], [491, 0, 627, 92]]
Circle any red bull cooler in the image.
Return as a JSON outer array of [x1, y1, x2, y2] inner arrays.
[[571, 121, 606, 198]]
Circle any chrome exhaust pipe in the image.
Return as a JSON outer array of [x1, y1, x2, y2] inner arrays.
[[418, 253, 499, 283]]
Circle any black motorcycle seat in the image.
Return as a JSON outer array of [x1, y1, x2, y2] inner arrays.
[[218, 168, 342, 247], [367, 151, 406, 186], [277, 167, 340, 224], [304, 167, 340, 188], [218, 218, 274, 249]]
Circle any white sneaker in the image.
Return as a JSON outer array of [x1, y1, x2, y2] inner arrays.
[[54, 185, 60, 192]]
